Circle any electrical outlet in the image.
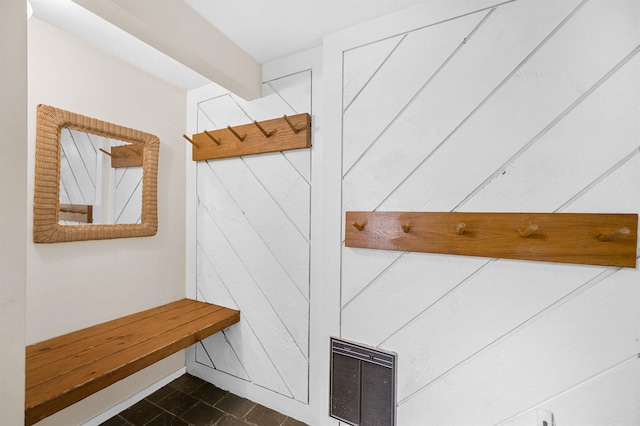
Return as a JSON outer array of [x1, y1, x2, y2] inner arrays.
[[536, 409, 554, 426]]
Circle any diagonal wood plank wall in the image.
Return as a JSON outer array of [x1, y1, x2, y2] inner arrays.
[[338, 0, 640, 424], [192, 71, 312, 403], [187, 0, 638, 423]]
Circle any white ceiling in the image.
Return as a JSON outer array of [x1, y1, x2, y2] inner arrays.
[[184, 0, 427, 64], [29, 0, 426, 92]]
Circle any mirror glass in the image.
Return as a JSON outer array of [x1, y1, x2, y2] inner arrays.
[[59, 128, 143, 225], [34, 104, 159, 243]]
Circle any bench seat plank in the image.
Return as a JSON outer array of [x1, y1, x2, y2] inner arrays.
[[26, 301, 205, 375], [26, 299, 194, 359], [25, 299, 240, 426]]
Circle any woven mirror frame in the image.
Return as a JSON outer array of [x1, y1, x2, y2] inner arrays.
[[34, 104, 159, 243]]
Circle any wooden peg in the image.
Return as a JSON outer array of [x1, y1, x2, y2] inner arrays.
[[456, 222, 466, 235], [519, 223, 539, 238], [401, 223, 410, 233], [99, 148, 113, 158], [183, 134, 199, 148], [253, 120, 272, 138], [283, 115, 299, 134], [598, 227, 630, 242], [227, 125, 245, 142], [352, 222, 365, 231], [204, 130, 220, 145]]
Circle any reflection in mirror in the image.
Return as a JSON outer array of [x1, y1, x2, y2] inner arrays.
[[58, 128, 143, 225], [34, 104, 159, 243]]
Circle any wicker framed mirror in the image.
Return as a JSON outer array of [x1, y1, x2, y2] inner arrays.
[[34, 104, 159, 243]]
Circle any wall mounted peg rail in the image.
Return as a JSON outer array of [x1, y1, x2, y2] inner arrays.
[[99, 144, 143, 168], [345, 211, 638, 268], [186, 113, 311, 161], [59, 203, 93, 224], [111, 144, 143, 168]]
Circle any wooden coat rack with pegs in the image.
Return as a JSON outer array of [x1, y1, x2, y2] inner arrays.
[[183, 113, 311, 161], [59, 204, 93, 224], [98, 144, 143, 168], [345, 211, 638, 268]]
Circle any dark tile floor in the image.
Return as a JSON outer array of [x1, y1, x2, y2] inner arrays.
[[100, 374, 308, 426]]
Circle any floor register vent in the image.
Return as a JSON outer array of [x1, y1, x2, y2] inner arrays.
[[330, 337, 397, 426]]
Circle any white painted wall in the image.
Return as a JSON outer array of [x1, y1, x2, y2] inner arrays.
[[0, 1, 28, 425], [27, 17, 187, 424], [187, 0, 639, 425], [27, 16, 186, 343]]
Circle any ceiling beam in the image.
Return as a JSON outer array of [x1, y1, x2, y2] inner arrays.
[[72, 0, 262, 99]]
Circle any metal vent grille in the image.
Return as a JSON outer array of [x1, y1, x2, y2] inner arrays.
[[330, 338, 396, 426]]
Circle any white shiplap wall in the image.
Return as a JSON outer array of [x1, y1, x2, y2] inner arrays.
[[187, 0, 639, 424], [333, 0, 640, 424], [188, 70, 313, 406]]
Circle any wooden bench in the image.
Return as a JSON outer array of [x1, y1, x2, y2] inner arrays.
[[25, 299, 240, 425]]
